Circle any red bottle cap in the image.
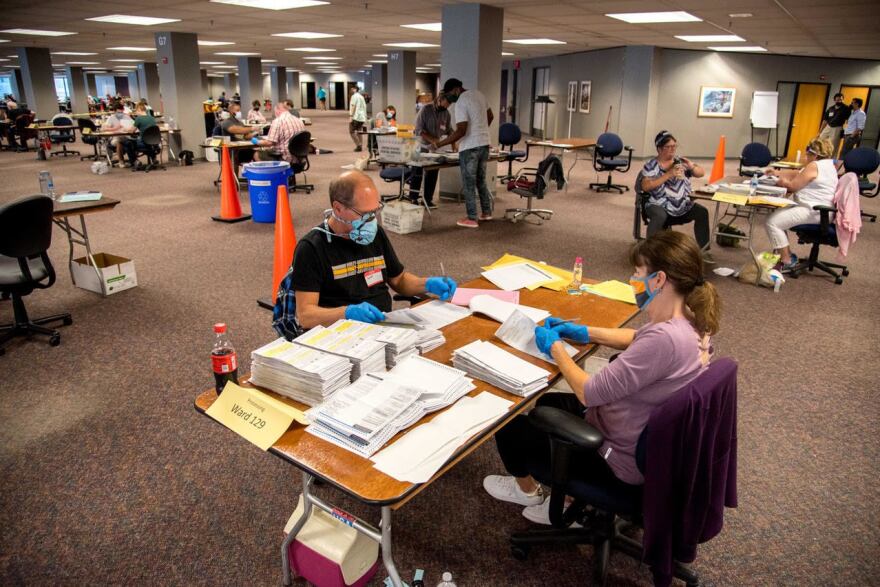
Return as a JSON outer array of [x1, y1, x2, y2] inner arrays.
[[213, 323, 227, 333], [575, 257, 583, 264]]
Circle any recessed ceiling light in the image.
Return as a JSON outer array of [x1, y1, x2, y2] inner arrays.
[[606, 11, 701, 24], [504, 38, 566, 45], [210, 0, 329, 10], [708, 45, 767, 52], [676, 35, 745, 42], [198, 40, 235, 46], [114, 65, 138, 68], [215, 51, 261, 56], [1, 28, 76, 36], [82, 67, 107, 71], [383, 42, 439, 48], [303, 56, 343, 60], [65, 61, 100, 65], [401, 23, 442, 32], [86, 14, 181, 26], [424, 63, 441, 66], [0, 40, 9, 43], [272, 31, 342, 38], [729, 13, 753, 18], [285, 47, 336, 52], [368, 60, 387, 63], [200, 61, 226, 65], [0, 59, 9, 62], [109, 58, 144, 62], [215, 65, 238, 68], [52, 51, 98, 56], [7, 55, 17, 58], [107, 46, 154, 51], [372, 54, 387, 57], [501, 52, 514, 56]]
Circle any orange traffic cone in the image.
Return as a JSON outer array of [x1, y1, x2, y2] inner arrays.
[[708, 135, 726, 183], [272, 184, 298, 301], [212, 145, 251, 223]]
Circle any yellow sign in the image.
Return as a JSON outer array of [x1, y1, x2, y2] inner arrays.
[[712, 191, 749, 206], [206, 382, 308, 450], [483, 253, 573, 291], [583, 280, 637, 304]]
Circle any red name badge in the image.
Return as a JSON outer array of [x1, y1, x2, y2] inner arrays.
[[364, 269, 384, 287]]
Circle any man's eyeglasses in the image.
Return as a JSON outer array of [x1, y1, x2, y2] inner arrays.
[[346, 201, 384, 223]]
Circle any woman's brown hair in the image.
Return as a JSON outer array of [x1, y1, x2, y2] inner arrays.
[[629, 231, 722, 336]]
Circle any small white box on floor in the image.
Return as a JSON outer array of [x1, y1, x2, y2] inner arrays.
[[381, 201, 424, 235], [71, 253, 138, 295]]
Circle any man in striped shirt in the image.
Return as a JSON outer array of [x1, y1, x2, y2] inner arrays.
[[254, 99, 306, 162]]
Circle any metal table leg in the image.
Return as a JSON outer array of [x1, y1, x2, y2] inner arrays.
[[53, 214, 108, 296]]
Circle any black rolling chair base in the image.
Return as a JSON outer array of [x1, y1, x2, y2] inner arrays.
[[211, 214, 251, 223], [590, 175, 629, 193], [0, 296, 72, 355], [50, 146, 80, 158], [790, 259, 849, 285], [862, 211, 877, 222]]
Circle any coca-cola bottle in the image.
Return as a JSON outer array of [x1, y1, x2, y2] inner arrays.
[[211, 323, 238, 394]]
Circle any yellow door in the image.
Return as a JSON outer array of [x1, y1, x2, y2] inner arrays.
[[785, 83, 828, 162], [840, 85, 869, 108]]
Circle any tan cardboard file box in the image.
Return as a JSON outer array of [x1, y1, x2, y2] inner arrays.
[[71, 253, 138, 295]]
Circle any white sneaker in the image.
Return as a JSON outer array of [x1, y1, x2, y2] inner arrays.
[[522, 496, 583, 527], [483, 475, 544, 506]]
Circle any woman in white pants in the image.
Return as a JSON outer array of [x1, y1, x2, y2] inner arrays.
[[764, 138, 838, 272]]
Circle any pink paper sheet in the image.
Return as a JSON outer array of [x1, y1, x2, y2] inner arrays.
[[451, 288, 520, 306]]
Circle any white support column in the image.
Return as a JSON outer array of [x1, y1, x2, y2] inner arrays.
[[387, 51, 416, 126]]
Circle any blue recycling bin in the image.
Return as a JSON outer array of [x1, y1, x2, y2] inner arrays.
[[241, 161, 291, 223]]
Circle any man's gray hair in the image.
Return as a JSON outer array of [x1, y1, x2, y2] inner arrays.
[[329, 170, 368, 208]]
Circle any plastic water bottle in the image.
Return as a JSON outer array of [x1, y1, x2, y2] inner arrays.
[[749, 174, 759, 197], [436, 572, 456, 587], [38, 170, 56, 200], [567, 256, 583, 294], [168, 115, 177, 130], [211, 323, 239, 395]]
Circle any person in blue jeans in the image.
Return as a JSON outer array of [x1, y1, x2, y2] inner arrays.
[[433, 78, 495, 229]]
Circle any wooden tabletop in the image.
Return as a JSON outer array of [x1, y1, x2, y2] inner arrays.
[[53, 197, 121, 218], [32, 125, 78, 131], [527, 137, 596, 150], [194, 276, 638, 508]]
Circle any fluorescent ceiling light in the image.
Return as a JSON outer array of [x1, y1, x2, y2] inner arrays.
[[83, 67, 107, 70], [109, 58, 143, 62], [0, 59, 9, 62], [708, 45, 767, 52], [424, 63, 440, 66], [303, 56, 342, 60], [86, 15, 180, 26], [114, 65, 138, 68], [0, 40, 9, 43], [66, 61, 100, 65], [729, 13, 753, 18], [215, 65, 238, 68], [368, 60, 387, 63], [1, 28, 76, 36], [210, 0, 329, 10], [676, 35, 745, 42], [401, 23, 442, 32], [198, 40, 235, 46], [504, 38, 565, 45], [7, 55, 17, 58], [383, 42, 439, 48], [107, 46, 154, 51], [285, 47, 336, 52], [272, 31, 341, 38], [372, 54, 387, 57], [200, 61, 226, 65], [262, 59, 278, 62], [53, 51, 98, 56], [606, 11, 701, 24], [215, 51, 260, 56], [501, 52, 514, 56]]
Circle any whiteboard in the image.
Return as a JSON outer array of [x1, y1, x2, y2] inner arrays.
[[750, 91, 778, 129]]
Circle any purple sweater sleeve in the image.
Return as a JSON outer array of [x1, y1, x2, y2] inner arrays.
[[583, 326, 671, 406]]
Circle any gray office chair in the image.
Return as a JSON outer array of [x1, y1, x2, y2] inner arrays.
[[505, 164, 555, 224]]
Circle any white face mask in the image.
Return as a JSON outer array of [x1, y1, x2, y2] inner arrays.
[[234, 111, 242, 120]]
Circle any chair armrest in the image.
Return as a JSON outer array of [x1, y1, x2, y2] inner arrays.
[[529, 406, 604, 451], [812, 204, 835, 212], [813, 204, 835, 234], [624, 145, 633, 152]]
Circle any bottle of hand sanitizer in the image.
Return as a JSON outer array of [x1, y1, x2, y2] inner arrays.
[[567, 256, 583, 295]]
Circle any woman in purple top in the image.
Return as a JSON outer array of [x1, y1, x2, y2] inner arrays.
[[483, 231, 722, 525]]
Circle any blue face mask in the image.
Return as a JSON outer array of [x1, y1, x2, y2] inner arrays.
[[629, 272, 659, 309], [315, 208, 380, 246], [386, 112, 394, 120]]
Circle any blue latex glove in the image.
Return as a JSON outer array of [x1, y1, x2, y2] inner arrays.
[[345, 302, 385, 323], [251, 137, 259, 145], [425, 276, 457, 301], [545, 316, 590, 343], [534, 326, 561, 357]]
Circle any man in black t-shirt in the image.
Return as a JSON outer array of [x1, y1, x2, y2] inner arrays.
[[272, 170, 457, 339], [818, 93, 851, 155]]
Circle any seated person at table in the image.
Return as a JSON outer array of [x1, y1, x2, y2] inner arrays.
[[5, 100, 34, 151], [217, 102, 260, 170], [123, 103, 158, 168], [101, 102, 135, 164], [246, 100, 266, 124], [272, 170, 457, 338], [641, 131, 713, 262], [374, 105, 397, 128], [763, 138, 838, 272], [253, 100, 305, 162], [483, 231, 720, 525]]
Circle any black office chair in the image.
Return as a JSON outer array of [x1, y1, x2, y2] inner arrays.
[[504, 154, 561, 224], [131, 125, 165, 172], [49, 115, 80, 157], [633, 171, 675, 241], [498, 123, 528, 182], [0, 195, 72, 355], [379, 166, 411, 202], [789, 174, 853, 285], [589, 132, 633, 193], [287, 131, 314, 193], [77, 118, 100, 161], [509, 358, 738, 587], [842, 146, 879, 223], [13, 113, 37, 152], [738, 142, 775, 177]]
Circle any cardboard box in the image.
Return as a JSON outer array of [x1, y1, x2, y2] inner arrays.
[[381, 201, 424, 235], [71, 253, 137, 295]]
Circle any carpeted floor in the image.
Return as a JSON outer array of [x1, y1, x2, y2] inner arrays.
[[1, 109, 878, 586]]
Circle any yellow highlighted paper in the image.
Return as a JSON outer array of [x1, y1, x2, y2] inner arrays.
[[206, 382, 307, 450], [583, 280, 637, 305], [712, 192, 749, 206], [482, 253, 573, 291]]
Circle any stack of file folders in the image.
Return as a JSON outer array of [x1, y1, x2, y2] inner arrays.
[[249, 338, 353, 406], [293, 321, 387, 381], [305, 355, 475, 457], [452, 340, 550, 396]]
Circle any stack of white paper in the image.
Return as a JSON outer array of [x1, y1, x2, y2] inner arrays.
[[452, 340, 550, 396], [495, 309, 578, 365], [371, 392, 513, 483], [414, 328, 445, 354], [250, 338, 353, 406], [403, 300, 472, 330], [293, 322, 387, 380], [383, 307, 431, 326], [468, 294, 549, 324], [481, 262, 557, 291], [332, 320, 420, 368]]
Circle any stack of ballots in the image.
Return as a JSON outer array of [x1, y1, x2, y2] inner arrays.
[[414, 328, 445, 354], [305, 355, 475, 457], [293, 321, 387, 381], [339, 320, 420, 368], [250, 338, 353, 406], [452, 340, 551, 396]]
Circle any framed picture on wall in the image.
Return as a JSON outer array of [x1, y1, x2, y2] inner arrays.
[[698, 86, 736, 118], [567, 81, 577, 112], [579, 81, 591, 113]]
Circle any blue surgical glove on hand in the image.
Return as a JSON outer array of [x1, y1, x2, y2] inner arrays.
[[251, 137, 259, 145], [345, 302, 385, 324], [544, 316, 590, 343], [425, 276, 457, 301], [534, 326, 561, 357]]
